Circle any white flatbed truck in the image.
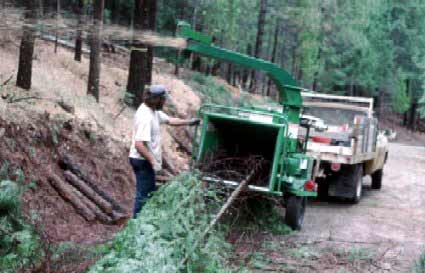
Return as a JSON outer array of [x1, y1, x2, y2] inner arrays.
[[300, 92, 388, 203]]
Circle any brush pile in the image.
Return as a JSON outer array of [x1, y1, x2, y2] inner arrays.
[[89, 173, 249, 273], [200, 154, 271, 187]]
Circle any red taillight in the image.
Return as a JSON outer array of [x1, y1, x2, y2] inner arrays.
[[311, 136, 332, 144], [331, 163, 341, 172], [304, 180, 317, 192]]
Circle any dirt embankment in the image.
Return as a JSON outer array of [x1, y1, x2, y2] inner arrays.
[[0, 112, 134, 243], [0, 37, 204, 272]]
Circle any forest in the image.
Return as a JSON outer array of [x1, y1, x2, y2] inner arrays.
[[5, 0, 425, 130]]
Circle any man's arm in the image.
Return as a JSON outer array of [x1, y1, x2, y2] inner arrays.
[[135, 141, 155, 166], [166, 117, 200, 126]]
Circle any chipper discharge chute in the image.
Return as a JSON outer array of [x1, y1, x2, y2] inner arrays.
[[175, 22, 318, 230]]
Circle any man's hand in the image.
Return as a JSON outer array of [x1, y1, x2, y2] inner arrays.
[[188, 118, 201, 126]]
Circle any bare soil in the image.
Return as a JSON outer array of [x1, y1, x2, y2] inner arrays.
[[232, 143, 425, 272]]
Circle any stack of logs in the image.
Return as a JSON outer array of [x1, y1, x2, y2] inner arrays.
[[48, 154, 128, 224]]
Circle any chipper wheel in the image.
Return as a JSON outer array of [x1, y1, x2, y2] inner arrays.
[[285, 195, 307, 230]]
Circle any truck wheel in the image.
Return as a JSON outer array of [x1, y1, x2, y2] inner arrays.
[[350, 165, 363, 204], [285, 196, 307, 230], [371, 169, 383, 189]]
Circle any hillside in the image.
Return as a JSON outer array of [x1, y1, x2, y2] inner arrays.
[[0, 38, 229, 271]]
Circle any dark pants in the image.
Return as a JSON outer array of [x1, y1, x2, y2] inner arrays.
[[129, 158, 156, 218]]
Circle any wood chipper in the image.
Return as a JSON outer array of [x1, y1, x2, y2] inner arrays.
[[174, 22, 319, 230]]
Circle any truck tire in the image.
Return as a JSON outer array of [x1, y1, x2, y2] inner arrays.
[[285, 196, 307, 230], [317, 179, 329, 200], [371, 169, 383, 189], [350, 165, 363, 204]]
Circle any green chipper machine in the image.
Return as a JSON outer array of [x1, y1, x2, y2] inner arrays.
[[175, 22, 318, 230]]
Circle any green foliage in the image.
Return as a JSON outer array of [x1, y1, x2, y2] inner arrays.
[[229, 197, 293, 236], [0, 180, 40, 273], [414, 250, 425, 273], [184, 72, 276, 108], [123, 91, 135, 106], [392, 79, 411, 114], [89, 173, 242, 273], [419, 95, 425, 118], [288, 246, 319, 260], [103, 8, 111, 24], [185, 72, 234, 105], [345, 247, 375, 263]]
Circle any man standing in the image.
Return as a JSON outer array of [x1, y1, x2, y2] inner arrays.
[[129, 85, 200, 218]]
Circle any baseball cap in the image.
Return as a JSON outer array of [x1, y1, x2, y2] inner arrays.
[[148, 85, 169, 98]]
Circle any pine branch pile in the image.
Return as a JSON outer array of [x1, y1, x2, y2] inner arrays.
[[89, 173, 249, 273], [0, 180, 40, 273]]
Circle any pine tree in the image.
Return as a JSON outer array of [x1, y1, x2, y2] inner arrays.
[[126, 0, 157, 107], [87, 0, 105, 102], [16, 1, 38, 90], [249, 0, 268, 92]]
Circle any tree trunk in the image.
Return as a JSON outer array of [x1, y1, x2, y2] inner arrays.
[[54, 0, 60, 53], [16, 1, 37, 90], [226, 63, 233, 83], [74, 0, 84, 62], [111, 0, 120, 24], [174, 0, 186, 76], [403, 79, 410, 126], [87, 0, 104, 102], [267, 21, 280, 96], [408, 101, 418, 131], [126, 0, 157, 108], [242, 44, 252, 89], [233, 68, 238, 86], [249, 0, 268, 92]]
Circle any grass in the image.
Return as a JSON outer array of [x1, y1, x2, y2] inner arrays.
[[288, 246, 320, 260]]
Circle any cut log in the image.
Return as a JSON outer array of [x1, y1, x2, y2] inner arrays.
[[110, 211, 128, 224], [59, 153, 126, 213], [77, 193, 113, 224], [63, 171, 113, 214], [48, 173, 95, 222]]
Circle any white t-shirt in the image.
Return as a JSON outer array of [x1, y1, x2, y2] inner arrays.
[[129, 103, 170, 170]]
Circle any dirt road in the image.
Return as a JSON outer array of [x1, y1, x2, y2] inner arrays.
[[239, 143, 425, 272]]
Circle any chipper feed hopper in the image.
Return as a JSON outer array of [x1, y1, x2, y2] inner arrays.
[[176, 22, 318, 230]]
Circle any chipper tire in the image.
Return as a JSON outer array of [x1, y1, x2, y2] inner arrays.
[[371, 169, 383, 190], [285, 196, 307, 231]]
